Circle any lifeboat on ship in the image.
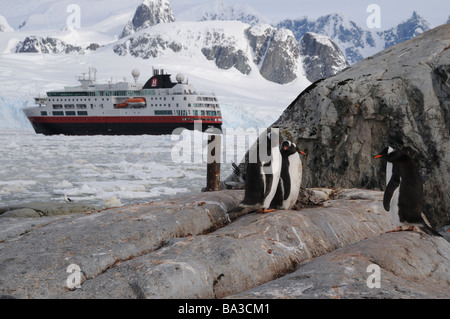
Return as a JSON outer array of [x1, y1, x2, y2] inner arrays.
[[116, 97, 146, 108]]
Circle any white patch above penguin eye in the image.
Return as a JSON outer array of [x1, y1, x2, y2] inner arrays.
[[388, 146, 395, 154]]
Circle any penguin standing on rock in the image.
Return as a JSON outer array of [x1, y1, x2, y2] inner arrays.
[[227, 128, 282, 218], [374, 146, 442, 237], [270, 140, 305, 210]]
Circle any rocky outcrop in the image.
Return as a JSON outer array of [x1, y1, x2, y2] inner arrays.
[[380, 11, 431, 49], [113, 33, 182, 59], [278, 12, 433, 64], [0, 189, 447, 299], [15, 36, 100, 54], [15, 36, 83, 54], [300, 32, 348, 82], [114, 21, 302, 84], [232, 231, 450, 299], [119, 0, 175, 38], [201, 45, 251, 75], [0, 201, 97, 218], [278, 13, 378, 64], [244, 24, 300, 84], [272, 24, 450, 228]]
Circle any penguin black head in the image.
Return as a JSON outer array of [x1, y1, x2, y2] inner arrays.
[[281, 140, 306, 156], [374, 146, 408, 163]]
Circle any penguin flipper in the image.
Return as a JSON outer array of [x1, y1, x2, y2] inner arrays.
[[383, 174, 400, 211]]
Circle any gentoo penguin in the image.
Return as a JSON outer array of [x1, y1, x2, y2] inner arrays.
[[374, 146, 442, 236], [227, 128, 282, 217], [270, 140, 305, 210]]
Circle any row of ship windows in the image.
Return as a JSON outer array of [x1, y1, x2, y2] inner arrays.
[[48, 96, 217, 103], [48, 91, 218, 100], [43, 111, 88, 116], [155, 110, 221, 116], [43, 110, 221, 116], [53, 103, 220, 109]]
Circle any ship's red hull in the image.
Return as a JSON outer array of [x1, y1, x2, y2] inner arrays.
[[27, 116, 223, 135]]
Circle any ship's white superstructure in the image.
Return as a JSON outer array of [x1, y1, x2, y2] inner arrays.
[[23, 67, 222, 135]]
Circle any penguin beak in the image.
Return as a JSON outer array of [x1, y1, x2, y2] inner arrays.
[[374, 154, 383, 159], [283, 147, 288, 151], [298, 150, 306, 155]]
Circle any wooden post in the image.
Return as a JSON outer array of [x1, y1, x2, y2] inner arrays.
[[206, 134, 221, 191]]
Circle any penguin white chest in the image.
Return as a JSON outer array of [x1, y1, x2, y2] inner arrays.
[[386, 162, 401, 226], [262, 146, 282, 208], [284, 153, 302, 209], [390, 188, 401, 226]]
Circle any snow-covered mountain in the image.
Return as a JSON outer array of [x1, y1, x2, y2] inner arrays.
[[278, 11, 435, 64], [2, 0, 442, 130], [0, 15, 14, 32], [176, 0, 267, 26], [119, 0, 175, 38], [114, 21, 305, 84], [300, 32, 348, 82], [0, 0, 312, 130], [379, 11, 432, 49]]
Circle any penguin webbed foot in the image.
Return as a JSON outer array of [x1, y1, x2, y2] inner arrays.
[[387, 226, 416, 233], [256, 208, 276, 214], [386, 225, 443, 237]]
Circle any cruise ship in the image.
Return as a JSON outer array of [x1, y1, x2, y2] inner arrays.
[[23, 67, 223, 135]]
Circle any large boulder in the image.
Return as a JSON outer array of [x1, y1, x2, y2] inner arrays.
[[273, 23, 450, 228]]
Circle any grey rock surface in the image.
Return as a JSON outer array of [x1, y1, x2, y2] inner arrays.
[[273, 23, 450, 228], [0, 201, 98, 218], [201, 45, 251, 75], [231, 231, 450, 299], [247, 26, 300, 84], [300, 32, 348, 82], [0, 189, 408, 299]]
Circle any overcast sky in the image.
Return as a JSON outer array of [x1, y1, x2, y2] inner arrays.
[[172, 0, 449, 29]]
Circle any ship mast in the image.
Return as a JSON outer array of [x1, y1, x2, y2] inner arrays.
[[77, 67, 97, 88]]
